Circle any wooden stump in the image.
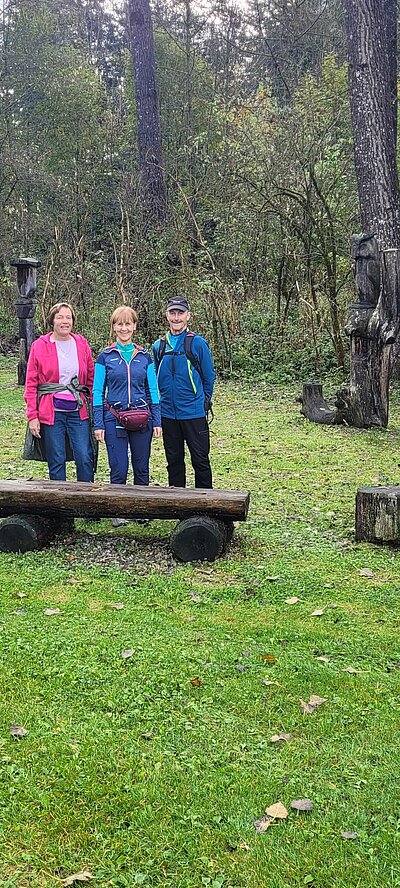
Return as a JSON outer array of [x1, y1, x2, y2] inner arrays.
[[299, 382, 337, 424], [356, 486, 400, 543], [171, 516, 229, 562], [0, 515, 73, 552]]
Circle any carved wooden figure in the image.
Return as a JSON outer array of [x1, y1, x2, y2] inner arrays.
[[10, 257, 40, 385]]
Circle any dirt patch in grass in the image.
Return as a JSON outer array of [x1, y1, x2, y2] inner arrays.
[[51, 529, 178, 575]]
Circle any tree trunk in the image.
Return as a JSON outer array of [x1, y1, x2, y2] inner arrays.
[[128, 0, 167, 230], [335, 1, 400, 427]]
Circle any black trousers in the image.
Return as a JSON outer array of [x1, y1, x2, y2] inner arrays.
[[162, 416, 212, 488]]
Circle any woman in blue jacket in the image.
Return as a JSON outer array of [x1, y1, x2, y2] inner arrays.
[[93, 306, 161, 488]]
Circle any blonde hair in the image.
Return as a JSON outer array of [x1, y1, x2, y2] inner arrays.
[[109, 305, 138, 344], [47, 302, 76, 329]]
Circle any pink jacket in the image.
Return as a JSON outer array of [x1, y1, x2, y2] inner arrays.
[[24, 333, 94, 425]]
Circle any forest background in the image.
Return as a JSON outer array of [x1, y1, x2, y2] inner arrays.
[[0, 0, 358, 375]]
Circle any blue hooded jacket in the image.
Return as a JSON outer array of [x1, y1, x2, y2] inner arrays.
[[153, 330, 215, 420]]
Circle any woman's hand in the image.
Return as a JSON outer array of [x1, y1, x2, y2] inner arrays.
[[95, 429, 105, 443], [29, 418, 41, 438], [153, 426, 162, 439]]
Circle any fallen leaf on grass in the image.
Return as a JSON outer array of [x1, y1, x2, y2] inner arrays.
[[300, 695, 327, 714], [343, 666, 359, 674], [10, 724, 28, 739], [265, 576, 280, 582], [265, 802, 288, 819], [285, 597, 299, 604], [311, 609, 324, 617], [341, 830, 358, 840], [359, 568, 374, 578], [291, 799, 313, 812], [270, 733, 292, 743], [253, 815, 272, 833], [121, 648, 135, 659], [261, 654, 276, 664], [262, 679, 279, 686], [14, 609, 25, 616], [315, 656, 330, 663], [62, 871, 94, 886], [300, 699, 316, 714], [16, 592, 27, 599], [190, 677, 202, 687], [109, 602, 124, 610], [44, 608, 61, 616]]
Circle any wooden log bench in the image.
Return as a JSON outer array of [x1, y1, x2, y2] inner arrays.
[[356, 486, 400, 544], [0, 480, 250, 562]]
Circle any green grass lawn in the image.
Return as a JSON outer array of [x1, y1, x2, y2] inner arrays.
[[0, 356, 399, 888]]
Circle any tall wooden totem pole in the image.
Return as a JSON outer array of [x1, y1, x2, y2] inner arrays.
[[10, 257, 40, 385]]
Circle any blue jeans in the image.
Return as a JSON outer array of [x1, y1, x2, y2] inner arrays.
[[105, 418, 153, 485], [41, 412, 94, 482]]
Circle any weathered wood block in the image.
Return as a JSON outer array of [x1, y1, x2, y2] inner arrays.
[[355, 486, 400, 543]]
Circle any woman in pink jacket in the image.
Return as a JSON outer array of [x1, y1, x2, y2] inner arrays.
[[24, 302, 94, 481]]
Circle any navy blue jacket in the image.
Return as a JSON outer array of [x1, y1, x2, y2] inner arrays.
[[153, 330, 215, 420], [93, 344, 161, 429]]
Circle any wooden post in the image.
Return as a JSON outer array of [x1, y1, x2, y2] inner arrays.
[[10, 257, 40, 385]]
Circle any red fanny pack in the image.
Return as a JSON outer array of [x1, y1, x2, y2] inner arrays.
[[106, 403, 150, 431]]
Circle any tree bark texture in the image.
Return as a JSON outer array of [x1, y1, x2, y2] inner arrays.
[[355, 485, 400, 542], [343, 0, 400, 248], [0, 481, 250, 523], [301, 234, 400, 428], [128, 0, 167, 229]]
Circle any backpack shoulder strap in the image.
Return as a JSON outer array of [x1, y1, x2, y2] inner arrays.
[[157, 335, 167, 362], [184, 332, 203, 383]]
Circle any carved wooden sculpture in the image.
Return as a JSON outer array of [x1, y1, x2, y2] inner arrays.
[[10, 257, 40, 385]]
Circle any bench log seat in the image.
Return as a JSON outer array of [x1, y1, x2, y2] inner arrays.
[[0, 480, 250, 562]]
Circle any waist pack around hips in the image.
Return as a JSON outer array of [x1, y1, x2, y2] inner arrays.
[[106, 403, 150, 431]]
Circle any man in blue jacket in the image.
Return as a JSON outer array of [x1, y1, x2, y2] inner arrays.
[[153, 297, 216, 488]]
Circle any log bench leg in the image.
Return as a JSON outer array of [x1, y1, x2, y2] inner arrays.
[[0, 515, 74, 553], [170, 516, 234, 562]]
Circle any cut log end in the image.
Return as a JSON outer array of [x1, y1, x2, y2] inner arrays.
[[0, 515, 74, 553], [171, 516, 231, 563], [356, 486, 400, 543]]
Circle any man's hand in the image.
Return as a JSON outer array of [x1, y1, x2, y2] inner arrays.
[[153, 426, 162, 439], [95, 429, 105, 443], [29, 418, 41, 438]]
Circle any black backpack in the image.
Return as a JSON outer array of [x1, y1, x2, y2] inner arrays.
[[156, 331, 213, 421]]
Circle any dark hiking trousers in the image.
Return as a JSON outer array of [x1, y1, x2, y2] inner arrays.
[[161, 416, 212, 488]]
